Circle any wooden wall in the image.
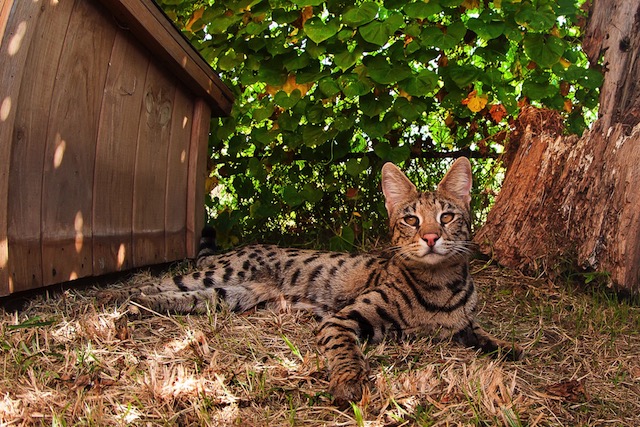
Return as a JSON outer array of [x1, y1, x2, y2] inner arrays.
[[0, 0, 232, 295]]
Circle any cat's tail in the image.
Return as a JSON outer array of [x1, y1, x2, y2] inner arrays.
[[197, 226, 218, 260]]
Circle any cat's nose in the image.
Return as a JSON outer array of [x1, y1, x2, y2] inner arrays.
[[422, 233, 440, 247]]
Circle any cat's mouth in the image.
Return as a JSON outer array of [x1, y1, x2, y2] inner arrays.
[[411, 243, 448, 264]]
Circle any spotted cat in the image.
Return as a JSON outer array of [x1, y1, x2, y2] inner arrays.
[[101, 158, 522, 404]]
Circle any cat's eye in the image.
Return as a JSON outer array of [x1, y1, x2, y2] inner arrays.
[[403, 215, 419, 226], [440, 212, 455, 224]]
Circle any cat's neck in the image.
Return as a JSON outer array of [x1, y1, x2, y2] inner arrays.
[[391, 256, 469, 286]]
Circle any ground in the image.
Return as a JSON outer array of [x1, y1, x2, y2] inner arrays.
[[1, 261, 639, 426]]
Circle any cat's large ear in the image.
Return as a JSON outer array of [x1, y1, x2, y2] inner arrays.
[[437, 157, 472, 207], [382, 163, 418, 217]]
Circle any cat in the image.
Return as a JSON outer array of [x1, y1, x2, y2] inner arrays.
[[99, 157, 523, 405]]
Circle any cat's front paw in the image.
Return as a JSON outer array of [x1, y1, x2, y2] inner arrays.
[[329, 373, 369, 407], [504, 343, 524, 361]]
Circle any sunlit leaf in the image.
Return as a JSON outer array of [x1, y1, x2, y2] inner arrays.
[[342, 2, 379, 26], [403, 1, 442, 19], [305, 17, 340, 44], [447, 64, 480, 87], [398, 69, 439, 96], [421, 21, 466, 50], [359, 20, 392, 45], [365, 56, 412, 84], [524, 34, 567, 68], [338, 74, 371, 97]]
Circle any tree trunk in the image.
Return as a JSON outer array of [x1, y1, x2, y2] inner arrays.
[[475, 0, 640, 295]]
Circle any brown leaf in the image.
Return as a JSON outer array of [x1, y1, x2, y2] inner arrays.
[[346, 188, 359, 199], [72, 374, 93, 391], [545, 379, 589, 402], [489, 104, 508, 123], [114, 315, 129, 341]]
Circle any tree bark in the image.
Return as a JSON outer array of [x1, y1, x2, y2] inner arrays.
[[475, 0, 640, 294]]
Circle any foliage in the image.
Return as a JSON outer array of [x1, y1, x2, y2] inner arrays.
[[157, 0, 600, 248]]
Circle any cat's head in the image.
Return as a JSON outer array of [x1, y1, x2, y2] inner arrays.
[[381, 158, 473, 266]]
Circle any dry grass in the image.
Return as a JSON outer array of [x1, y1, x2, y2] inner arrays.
[[1, 261, 639, 426]]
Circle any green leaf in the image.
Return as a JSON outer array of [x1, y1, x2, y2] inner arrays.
[[247, 158, 266, 181], [278, 111, 300, 131], [359, 20, 392, 46], [257, 64, 287, 86], [251, 127, 276, 145], [332, 115, 356, 131], [398, 69, 439, 96], [393, 97, 426, 121], [338, 74, 372, 97], [319, 77, 341, 97], [302, 125, 330, 147], [283, 53, 310, 71], [421, 21, 466, 50], [272, 9, 299, 24], [291, 0, 324, 6], [403, 1, 442, 19], [524, 34, 567, 68], [447, 64, 480, 87], [274, 90, 301, 109], [6, 316, 55, 330], [345, 156, 370, 176], [282, 185, 305, 207], [373, 141, 410, 162], [515, 2, 557, 32], [360, 92, 394, 117], [301, 183, 324, 203], [330, 225, 355, 251], [335, 48, 362, 71], [342, 2, 379, 26], [523, 78, 557, 101], [579, 68, 604, 90], [390, 144, 411, 163], [466, 18, 505, 40], [305, 17, 341, 44], [252, 106, 272, 122], [364, 56, 412, 84]]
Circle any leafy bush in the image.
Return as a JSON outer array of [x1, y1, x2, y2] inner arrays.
[[158, 0, 599, 248]]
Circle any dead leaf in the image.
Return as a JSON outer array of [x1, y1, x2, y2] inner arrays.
[[489, 104, 508, 123], [563, 99, 573, 113], [462, 90, 488, 113], [346, 188, 359, 199], [114, 315, 129, 341], [185, 7, 204, 32], [545, 379, 589, 402]]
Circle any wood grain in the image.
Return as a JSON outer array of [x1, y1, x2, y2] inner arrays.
[[92, 31, 149, 275], [5, 0, 77, 294], [0, 0, 15, 47], [132, 64, 176, 266], [96, 0, 233, 116], [40, 0, 117, 284], [164, 89, 193, 261], [186, 99, 212, 258]]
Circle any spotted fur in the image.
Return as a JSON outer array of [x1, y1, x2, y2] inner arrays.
[[100, 158, 522, 405]]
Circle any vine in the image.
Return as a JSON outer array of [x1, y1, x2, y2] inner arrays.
[[158, 0, 600, 248]]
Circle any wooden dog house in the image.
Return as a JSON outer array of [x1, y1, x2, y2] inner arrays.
[[0, 0, 234, 296]]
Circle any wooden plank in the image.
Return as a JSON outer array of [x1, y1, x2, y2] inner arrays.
[[5, 0, 77, 294], [164, 89, 193, 261], [96, 0, 233, 116], [41, 0, 117, 285], [0, 0, 15, 47], [92, 31, 149, 275], [186, 98, 212, 258], [132, 63, 176, 266]]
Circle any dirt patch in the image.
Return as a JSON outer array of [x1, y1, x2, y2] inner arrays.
[[1, 261, 639, 426]]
